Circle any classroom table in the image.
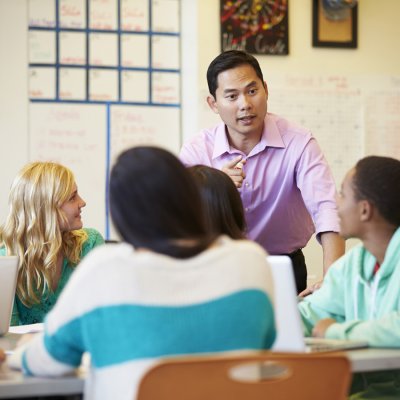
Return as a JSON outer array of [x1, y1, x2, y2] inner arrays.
[[1, 332, 400, 399]]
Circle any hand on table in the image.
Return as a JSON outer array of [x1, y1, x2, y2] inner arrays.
[[298, 280, 323, 297], [312, 318, 337, 338], [16, 333, 36, 348]]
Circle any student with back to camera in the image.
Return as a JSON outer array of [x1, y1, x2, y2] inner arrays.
[[298, 156, 400, 399], [188, 164, 246, 240], [10, 146, 276, 400], [0, 161, 104, 325], [180, 50, 345, 294]]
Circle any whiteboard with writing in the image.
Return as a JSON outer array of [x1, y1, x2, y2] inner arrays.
[[267, 73, 400, 186], [28, 101, 180, 238], [29, 103, 107, 234], [110, 105, 180, 166]]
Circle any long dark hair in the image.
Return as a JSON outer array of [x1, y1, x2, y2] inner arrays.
[[353, 156, 400, 227], [188, 165, 246, 239], [110, 147, 217, 258]]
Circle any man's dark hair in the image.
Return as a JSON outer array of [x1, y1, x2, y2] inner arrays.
[[353, 156, 400, 227], [207, 50, 264, 98], [110, 146, 217, 258], [188, 165, 246, 240]]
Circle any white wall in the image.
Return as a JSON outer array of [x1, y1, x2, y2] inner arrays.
[[0, 0, 28, 221]]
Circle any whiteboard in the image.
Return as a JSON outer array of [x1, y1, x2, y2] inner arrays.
[[267, 73, 400, 186], [110, 105, 180, 166], [29, 103, 107, 234]]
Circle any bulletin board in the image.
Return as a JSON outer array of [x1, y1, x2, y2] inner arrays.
[[27, 0, 181, 239]]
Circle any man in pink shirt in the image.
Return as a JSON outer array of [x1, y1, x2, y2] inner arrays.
[[180, 50, 345, 294]]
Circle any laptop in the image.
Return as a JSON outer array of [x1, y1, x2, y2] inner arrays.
[[0, 256, 19, 336], [267, 255, 368, 352]]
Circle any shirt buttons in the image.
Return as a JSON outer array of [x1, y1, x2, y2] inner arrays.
[[245, 207, 249, 212]]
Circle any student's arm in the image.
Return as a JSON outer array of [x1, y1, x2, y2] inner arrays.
[[19, 328, 82, 377], [18, 245, 107, 377], [320, 231, 345, 274], [298, 232, 345, 297], [298, 259, 346, 336], [323, 313, 400, 348], [16, 251, 98, 376]]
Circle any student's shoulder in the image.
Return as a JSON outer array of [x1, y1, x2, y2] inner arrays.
[[82, 228, 105, 247], [219, 236, 268, 263], [271, 113, 313, 146], [325, 244, 365, 280], [182, 122, 225, 149], [75, 241, 133, 278]]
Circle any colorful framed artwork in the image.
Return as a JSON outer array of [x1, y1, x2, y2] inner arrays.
[[220, 0, 289, 55]]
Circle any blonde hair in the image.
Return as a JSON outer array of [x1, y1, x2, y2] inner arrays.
[[0, 162, 88, 306]]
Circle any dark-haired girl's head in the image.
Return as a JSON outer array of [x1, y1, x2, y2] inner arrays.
[[110, 147, 217, 258], [188, 165, 246, 239]]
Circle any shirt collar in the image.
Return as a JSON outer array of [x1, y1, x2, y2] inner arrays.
[[256, 114, 285, 152], [212, 114, 285, 160], [212, 123, 233, 160]]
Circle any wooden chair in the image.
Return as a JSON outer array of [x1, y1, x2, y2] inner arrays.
[[136, 351, 351, 400]]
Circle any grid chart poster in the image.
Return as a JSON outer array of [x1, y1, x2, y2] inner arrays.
[[28, 0, 181, 238], [220, 0, 288, 55]]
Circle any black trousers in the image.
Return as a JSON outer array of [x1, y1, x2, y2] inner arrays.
[[284, 249, 307, 294]]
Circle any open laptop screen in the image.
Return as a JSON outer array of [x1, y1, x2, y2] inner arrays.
[[268, 255, 368, 352]]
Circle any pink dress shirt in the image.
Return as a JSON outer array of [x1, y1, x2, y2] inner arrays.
[[180, 113, 340, 254]]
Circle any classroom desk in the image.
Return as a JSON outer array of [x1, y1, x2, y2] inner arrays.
[[347, 348, 400, 373], [1, 332, 400, 399], [0, 333, 85, 399], [0, 368, 84, 399]]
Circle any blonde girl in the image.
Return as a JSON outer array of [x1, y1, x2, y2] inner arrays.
[[0, 162, 104, 325]]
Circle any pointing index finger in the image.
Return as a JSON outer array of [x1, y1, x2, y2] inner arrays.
[[223, 155, 244, 170]]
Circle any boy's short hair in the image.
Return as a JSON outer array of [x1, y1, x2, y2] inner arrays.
[[353, 156, 400, 226]]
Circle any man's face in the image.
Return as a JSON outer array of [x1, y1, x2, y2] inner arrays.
[[207, 64, 268, 140]]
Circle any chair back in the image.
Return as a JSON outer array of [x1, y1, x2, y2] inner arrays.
[[136, 351, 351, 400]]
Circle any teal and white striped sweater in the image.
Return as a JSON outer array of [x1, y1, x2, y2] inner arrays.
[[17, 236, 276, 400]]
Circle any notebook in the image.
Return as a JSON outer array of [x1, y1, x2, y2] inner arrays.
[[0, 256, 19, 336], [267, 255, 368, 353]]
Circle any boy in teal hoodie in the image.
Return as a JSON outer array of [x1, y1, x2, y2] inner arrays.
[[299, 156, 400, 399]]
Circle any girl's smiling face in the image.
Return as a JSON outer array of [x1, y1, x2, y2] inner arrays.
[[59, 183, 86, 231]]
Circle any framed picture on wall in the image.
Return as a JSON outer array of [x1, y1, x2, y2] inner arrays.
[[312, 0, 358, 48], [220, 0, 289, 55]]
